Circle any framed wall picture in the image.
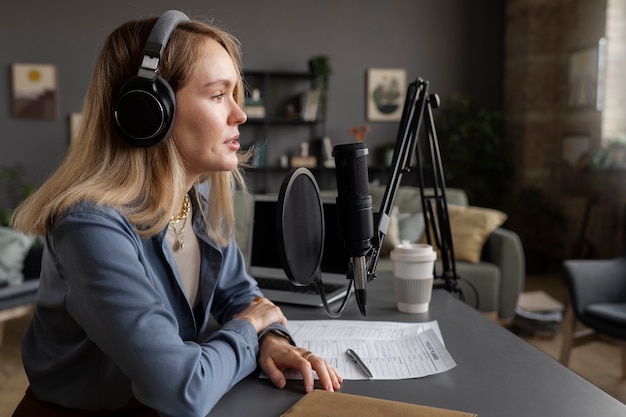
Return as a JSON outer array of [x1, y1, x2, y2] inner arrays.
[[11, 63, 59, 120], [567, 38, 607, 110], [366, 68, 406, 121]]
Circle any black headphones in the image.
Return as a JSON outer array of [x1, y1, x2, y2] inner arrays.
[[113, 10, 189, 147]]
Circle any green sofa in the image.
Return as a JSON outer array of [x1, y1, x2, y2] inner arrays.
[[235, 185, 525, 320], [368, 185, 524, 320]]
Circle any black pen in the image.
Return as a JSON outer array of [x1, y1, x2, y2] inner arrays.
[[346, 348, 373, 378]]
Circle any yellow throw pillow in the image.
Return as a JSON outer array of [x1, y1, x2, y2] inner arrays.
[[421, 204, 507, 263]]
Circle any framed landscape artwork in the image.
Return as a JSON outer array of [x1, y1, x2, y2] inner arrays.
[[366, 68, 406, 122], [11, 63, 59, 120]]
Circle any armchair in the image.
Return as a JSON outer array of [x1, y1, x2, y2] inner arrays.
[[559, 255, 626, 376]]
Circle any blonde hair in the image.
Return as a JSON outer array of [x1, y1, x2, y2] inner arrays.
[[12, 15, 249, 246]]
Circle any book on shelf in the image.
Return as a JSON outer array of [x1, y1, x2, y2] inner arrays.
[[245, 88, 266, 119], [321, 136, 335, 168], [300, 89, 321, 121], [244, 105, 266, 119], [246, 143, 265, 168], [290, 155, 317, 168]]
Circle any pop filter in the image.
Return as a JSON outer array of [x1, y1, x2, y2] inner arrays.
[[276, 167, 352, 317], [276, 168, 324, 286]]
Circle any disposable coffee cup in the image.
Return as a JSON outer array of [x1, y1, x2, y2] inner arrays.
[[390, 241, 437, 313]]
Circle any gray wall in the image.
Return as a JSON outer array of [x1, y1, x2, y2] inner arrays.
[[0, 0, 503, 192]]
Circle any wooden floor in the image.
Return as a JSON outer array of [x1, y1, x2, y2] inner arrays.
[[0, 273, 624, 416], [0, 314, 29, 417]]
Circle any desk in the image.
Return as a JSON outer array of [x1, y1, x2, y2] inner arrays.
[[211, 273, 626, 416]]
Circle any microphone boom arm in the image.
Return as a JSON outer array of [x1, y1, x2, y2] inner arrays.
[[366, 78, 462, 295]]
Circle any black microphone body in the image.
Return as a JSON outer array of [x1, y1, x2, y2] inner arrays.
[[332, 143, 374, 316]]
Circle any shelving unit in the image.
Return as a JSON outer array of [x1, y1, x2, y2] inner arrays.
[[239, 70, 416, 193], [241, 165, 421, 195], [241, 70, 326, 192]]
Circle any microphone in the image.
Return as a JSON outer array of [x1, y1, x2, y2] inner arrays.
[[332, 143, 374, 317]]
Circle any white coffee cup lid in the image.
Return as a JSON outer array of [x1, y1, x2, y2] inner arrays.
[[390, 241, 437, 263]]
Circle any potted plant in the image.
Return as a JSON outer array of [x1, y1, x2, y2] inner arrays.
[[436, 92, 512, 210], [0, 163, 36, 287], [308, 55, 331, 92], [589, 135, 626, 170], [0, 163, 33, 226], [308, 56, 331, 118]]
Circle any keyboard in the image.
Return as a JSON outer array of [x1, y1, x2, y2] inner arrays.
[[255, 277, 344, 295]]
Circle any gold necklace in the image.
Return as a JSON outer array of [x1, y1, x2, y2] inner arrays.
[[169, 194, 190, 250]]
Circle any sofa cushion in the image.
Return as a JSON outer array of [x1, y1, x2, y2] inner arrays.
[[397, 212, 424, 242], [423, 204, 507, 263], [0, 227, 35, 286], [369, 186, 468, 214], [381, 208, 426, 256]]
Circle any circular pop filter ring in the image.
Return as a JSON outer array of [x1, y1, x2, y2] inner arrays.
[[276, 168, 324, 286]]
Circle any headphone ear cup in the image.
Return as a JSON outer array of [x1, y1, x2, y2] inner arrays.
[[114, 75, 176, 147]]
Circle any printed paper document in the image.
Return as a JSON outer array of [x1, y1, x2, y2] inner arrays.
[[278, 320, 457, 380]]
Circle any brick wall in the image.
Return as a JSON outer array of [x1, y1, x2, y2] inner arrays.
[[505, 0, 626, 263]]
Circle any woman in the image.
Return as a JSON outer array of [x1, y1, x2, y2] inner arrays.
[[11, 11, 341, 417]]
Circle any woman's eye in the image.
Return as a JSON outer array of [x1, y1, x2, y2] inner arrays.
[[214, 93, 225, 102]]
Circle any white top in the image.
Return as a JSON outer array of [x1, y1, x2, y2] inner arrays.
[[166, 203, 201, 307]]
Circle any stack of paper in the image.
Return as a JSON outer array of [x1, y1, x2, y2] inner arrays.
[[513, 291, 564, 337], [274, 320, 456, 380]]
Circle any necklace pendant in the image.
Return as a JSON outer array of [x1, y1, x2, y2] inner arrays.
[[177, 230, 185, 250], [169, 220, 186, 251], [169, 195, 190, 252]]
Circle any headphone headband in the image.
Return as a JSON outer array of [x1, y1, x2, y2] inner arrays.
[[114, 10, 190, 147], [145, 10, 188, 57]]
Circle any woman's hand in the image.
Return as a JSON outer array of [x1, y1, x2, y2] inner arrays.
[[258, 332, 343, 393], [233, 297, 288, 333]]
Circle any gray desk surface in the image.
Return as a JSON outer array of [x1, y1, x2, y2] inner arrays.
[[210, 273, 626, 416]]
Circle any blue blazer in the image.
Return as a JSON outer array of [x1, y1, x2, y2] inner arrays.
[[21, 189, 287, 417]]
